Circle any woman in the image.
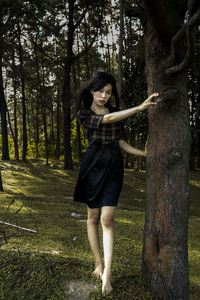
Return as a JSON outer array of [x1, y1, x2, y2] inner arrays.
[[74, 71, 158, 295]]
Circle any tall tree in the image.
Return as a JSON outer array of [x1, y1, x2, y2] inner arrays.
[[62, 0, 107, 169], [127, 0, 200, 298], [188, 43, 200, 169], [62, 0, 76, 170], [12, 51, 20, 161], [16, 19, 28, 161], [118, 0, 125, 103], [0, 6, 10, 160]]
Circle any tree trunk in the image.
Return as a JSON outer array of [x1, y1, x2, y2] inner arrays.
[[0, 21, 9, 161], [0, 70, 9, 161], [84, 25, 91, 79], [50, 97, 55, 145], [62, 0, 75, 170], [17, 21, 27, 161], [35, 88, 40, 158], [42, 101, 49, 166], [0, 171, 3, 191], [34, 43, 41, 159], [118, 0, 124, 103], [73, 62, 82, 161], [41, 59, 49, 166], [142, 18, 191, 299], [55, 86, 61, 160], [13, 73, 19, 160]]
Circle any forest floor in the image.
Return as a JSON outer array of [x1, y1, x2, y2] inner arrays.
[[0, 159, 200, 300]]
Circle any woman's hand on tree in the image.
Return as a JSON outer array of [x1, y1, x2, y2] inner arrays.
[[102, 92, 159, 124], [139, 93, 159, 111]]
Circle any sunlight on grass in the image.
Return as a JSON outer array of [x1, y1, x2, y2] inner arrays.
[[0, 200, 34, 215], [190, 180, 200, 187], [115, 217, 134, 224], [0, 160, 200, 299]]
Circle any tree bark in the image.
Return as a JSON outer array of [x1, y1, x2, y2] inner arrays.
[[189, 93, 195, 170], [62, 54, 73, 169], [55, 86, 61, 160], [62, 0, 75, 170], [72, 61, 82, 161], [13, 72, 19, 160], [0, 63, 9, 161], [50, 95, 55, 145], [0, 171, 3, 191], [17, 21, 27, 161], [141, 12, 191, 299], [118, 0, 124, 103], [41, 57, 49, 166], [0, 17, 9, 161], [34, 42, 41, 159]]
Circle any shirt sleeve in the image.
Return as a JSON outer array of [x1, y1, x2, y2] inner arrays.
[[77, 110, 103, 129]]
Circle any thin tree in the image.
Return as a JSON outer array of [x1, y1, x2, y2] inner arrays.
[[41, 53, 49, 166], [62, 0, 75, 170], [33, 39, 41, 158], [12, 57, 19, 161], [0, 11, 10, 161], [17, 19, 27, 161], [118, 0, 125, 103], [0, 171, 3, 191]]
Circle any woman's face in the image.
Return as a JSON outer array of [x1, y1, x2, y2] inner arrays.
[[91, 84, 112, 107]]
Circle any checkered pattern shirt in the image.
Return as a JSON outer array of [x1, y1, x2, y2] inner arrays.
[[77, 108, 126, 144]]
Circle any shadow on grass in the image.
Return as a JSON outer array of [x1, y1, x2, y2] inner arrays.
[[0, 248, 93, 300], [0, 160, 200, 299]]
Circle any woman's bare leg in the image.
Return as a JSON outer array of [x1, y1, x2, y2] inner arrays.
[[87, 207, 103, 277], [100, 206, 116, 295]]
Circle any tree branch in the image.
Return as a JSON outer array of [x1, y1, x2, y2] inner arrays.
[[74, 7, 88, 31], [0, 221, 37, 233], [165, 24, 187, 68], [29, 36, 64, 69], [74, 33, 98, 60], [165, 6, 200, 75], [73, 0, 89, 31]]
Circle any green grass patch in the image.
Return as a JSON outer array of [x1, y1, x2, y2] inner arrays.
[[0, 160, 200, 299]]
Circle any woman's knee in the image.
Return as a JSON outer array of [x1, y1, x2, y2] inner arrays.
[[87, 208, 100, 224], [100, 207, 115, 228], [101, 215, 114, 228]]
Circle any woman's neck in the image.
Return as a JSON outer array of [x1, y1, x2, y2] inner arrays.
[[90, 103, 109, 115]]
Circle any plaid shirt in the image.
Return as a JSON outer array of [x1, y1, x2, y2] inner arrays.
[[77, 108, 126, 144]]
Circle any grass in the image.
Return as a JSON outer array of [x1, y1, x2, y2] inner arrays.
[[0, 159, 200, 299]]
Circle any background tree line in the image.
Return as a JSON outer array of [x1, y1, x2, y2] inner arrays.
[[0, 0, 199, 171]]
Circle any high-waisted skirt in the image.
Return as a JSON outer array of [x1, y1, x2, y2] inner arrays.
[[74, 139, 124, 208]]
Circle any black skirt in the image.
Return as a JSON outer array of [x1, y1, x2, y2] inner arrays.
[[74, 139, 124, 208]]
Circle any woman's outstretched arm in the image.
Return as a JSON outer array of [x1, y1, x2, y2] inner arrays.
[[101, 93, 158, 124], [119, 140, 147, 157]]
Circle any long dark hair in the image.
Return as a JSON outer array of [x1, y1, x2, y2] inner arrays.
[[76, 71, 120, 112]]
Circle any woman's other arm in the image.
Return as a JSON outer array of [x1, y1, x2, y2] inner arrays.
[[119, 140, 147, 157]]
